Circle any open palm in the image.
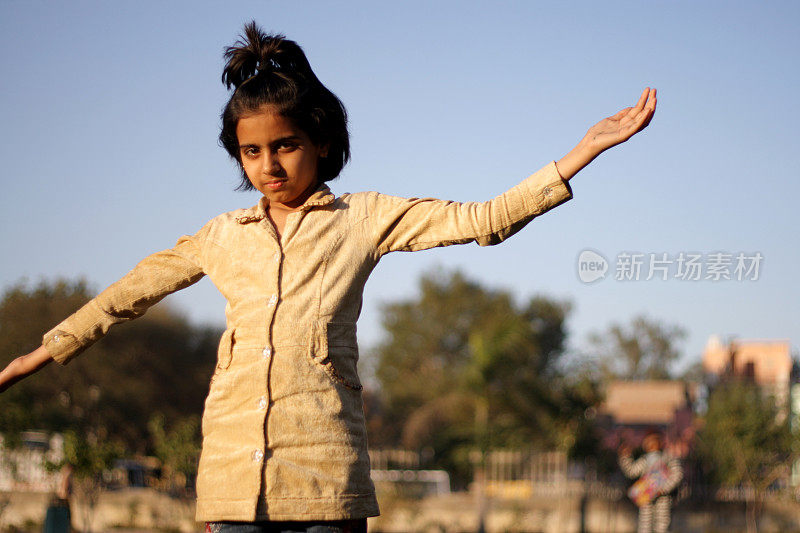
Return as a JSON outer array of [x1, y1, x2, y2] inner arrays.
[[588, 87, 657, 152]]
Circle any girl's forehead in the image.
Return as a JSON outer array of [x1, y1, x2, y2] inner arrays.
[[236, 111, 306, 140]]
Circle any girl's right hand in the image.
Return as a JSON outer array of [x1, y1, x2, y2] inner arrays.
[[0, 345, 53, 393]]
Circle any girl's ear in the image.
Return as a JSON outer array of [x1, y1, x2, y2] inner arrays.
[[319, 143, 329, 158]]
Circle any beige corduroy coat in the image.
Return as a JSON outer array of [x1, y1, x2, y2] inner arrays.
[[42, 160, 573, 522]]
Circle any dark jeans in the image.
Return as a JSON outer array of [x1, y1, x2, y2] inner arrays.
[[43, 498, 71, 533], [205, 519, 368, 533]]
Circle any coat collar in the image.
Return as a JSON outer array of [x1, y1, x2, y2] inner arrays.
[[236, 183, 336, 224]]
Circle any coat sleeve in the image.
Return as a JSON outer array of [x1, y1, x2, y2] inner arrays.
[[367, 161, 573, 256], [619, 454, 648, 479], [41, 219, 213, 366]]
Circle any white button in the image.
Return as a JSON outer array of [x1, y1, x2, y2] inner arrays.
[[543, 186, 553, 197], [258, 397, 268, 410], [262, 347, 271, 358], [53, 335, 60, 342], [268, 294, 278, 306], [252, 449, 264, 462], [273, 252, 281, 262]]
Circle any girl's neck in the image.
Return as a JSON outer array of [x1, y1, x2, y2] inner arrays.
[[266, 180, 320, 237]]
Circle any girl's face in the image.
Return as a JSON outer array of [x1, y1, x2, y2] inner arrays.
[[643, 434, 662, 453], [236, 109, 328, 209]]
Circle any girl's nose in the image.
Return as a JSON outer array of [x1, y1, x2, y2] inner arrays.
[[262, 153, 281, 175]]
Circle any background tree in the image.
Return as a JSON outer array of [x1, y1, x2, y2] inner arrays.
[[60, 429, 125, 533], [148, 413, 202, 495], [696, 381, 797, 533], [372, 268, 599, 487], [587, 314, 687, 380], [0, 278, 220, 457]]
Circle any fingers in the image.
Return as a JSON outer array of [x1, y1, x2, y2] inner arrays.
[[644, 88, 657, 115], [648, 87, 657, 106], [609, 107, 630, 120], [610, 88, 656, 122], [634, 87, 649, 112], [644, 88, 657, 114], [631, 109, 652, 135], [641, 105, 655, 131], [630, 88, 656, 133], [631, 87, 656, 119], [638, 89, 657, 131]]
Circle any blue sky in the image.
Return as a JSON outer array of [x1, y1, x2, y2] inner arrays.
[[1, 1, 798, 373]]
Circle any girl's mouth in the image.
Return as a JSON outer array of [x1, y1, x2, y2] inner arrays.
[[266, 181, 286, 190]]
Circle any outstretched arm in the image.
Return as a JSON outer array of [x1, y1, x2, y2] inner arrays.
[[0, 346, 53, 393], [555, 87, 657, 181], [370, 87, 657, 255], [369, 159, 572, 253], [17, 218, 214, 373]]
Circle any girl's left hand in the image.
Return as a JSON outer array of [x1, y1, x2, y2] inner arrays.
[[555, 87, 656, 181], [585, 87, 657, 154]]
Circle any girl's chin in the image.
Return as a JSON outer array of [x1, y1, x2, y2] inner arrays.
[[260, 180, 317, 207], [264, 190, 304, 206], [262, 187, 287, 198]]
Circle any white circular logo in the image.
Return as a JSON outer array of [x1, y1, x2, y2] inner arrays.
[[577, 249, 608, 283]]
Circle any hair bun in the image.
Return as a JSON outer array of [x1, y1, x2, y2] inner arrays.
[[222, 21, 311, 90]]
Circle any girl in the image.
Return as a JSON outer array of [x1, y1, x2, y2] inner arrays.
[[619, 430, 684, 533], [0, 22, 656, 533]]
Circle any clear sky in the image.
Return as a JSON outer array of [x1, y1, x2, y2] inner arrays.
[[1, 1, 798, 373]]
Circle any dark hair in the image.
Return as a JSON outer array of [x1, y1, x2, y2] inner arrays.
[[219, 21, 350, 190], [643, 427, 663, 445]]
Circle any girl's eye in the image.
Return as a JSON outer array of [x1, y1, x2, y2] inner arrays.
[[242, 147, 260, 157], [278, 142, 298, 152]]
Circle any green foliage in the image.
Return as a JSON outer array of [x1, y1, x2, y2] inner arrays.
[[371, 268, 600, 486], [0, 278, 220, 457], [587, 313, 686, 380], [0, 279, 92, 440], [697, 381, 796, 490], [62, 429, 125, 481], [148, 413, 201, 482]]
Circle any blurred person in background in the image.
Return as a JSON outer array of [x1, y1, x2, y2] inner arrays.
[[619, 429, 683, 533]]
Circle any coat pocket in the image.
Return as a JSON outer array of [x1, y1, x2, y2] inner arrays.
[[309, 321, 363, 391], [211, 328, 235, 382], [203, 328, 236, 438]]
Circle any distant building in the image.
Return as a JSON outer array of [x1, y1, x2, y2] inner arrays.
[[702, 335, 800, 487], [598, 380, 696, 451], [702, 335, 794, 415], [0, 431, 63, 492]]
